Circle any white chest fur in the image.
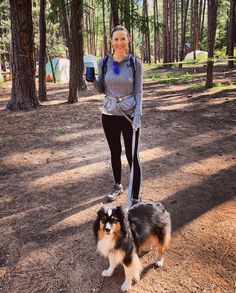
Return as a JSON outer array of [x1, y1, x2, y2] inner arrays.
[[97, 235, 115, 257]]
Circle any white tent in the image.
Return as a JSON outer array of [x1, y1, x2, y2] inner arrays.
[[83, 54, 98, 68], [45, 55, 98, 82], [46, 58, 70, 82], [184, 50, 208, 61]]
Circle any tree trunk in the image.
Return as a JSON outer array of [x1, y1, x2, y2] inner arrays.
[[200, 0, 206, 43], [163, 0, 168, 65], [142, 0, 151, 63], [170, 0, 175, 62], [175, 0, 179, 62], [68, 0, 81, 103], [110, 0, 119, 27], [77, 0, 86, 91], [102, 0, 108, 55], [205, 0, 218, 89], [130, 0, 134, 55], [227, 0, 236, 68], [179, 0, 189, 68], [7, 0, 38, 111], [60, 0, 70, 51], [153, 0, 157, 63], [124, 0, 131, 34], [38, 0, 47, 101], [163, 0, 172, 67]]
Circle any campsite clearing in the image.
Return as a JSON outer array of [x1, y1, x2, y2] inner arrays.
[[0, 65, 236, 293]]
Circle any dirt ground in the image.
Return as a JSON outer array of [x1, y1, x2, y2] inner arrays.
[[0, 66, 236, 293]]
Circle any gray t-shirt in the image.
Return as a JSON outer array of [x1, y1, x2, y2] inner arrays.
[[93, 54, 143, 129]]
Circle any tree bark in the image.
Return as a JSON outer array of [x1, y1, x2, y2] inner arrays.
[[7, 0, 38, 111], [200, 0, 206, 43], [124, 0, 131, 34], [110, 0, 119, 27], [205, 0, 218, 89], [68, 0, 81, 103], [163, 0, 172, 67], [38, 0, 47, 101], [60, 0, 70, 51], [227, 0, 236, 68], [179, 0, 189, 68], [77, 0, 86, 91], [102, 0, 108, 55], [142, 0, 151, 63]]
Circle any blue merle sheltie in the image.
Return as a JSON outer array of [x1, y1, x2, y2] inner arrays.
[[93, 201, 171, 291]]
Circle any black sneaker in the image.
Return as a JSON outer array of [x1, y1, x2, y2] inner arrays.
[[106, 184, 124, 202]]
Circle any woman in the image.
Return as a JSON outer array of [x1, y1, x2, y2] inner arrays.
[[91, 25, 143, 205]]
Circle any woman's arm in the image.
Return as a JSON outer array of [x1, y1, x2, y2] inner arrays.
[[133, 58, 143, 129], [92, 58, 105, 94]]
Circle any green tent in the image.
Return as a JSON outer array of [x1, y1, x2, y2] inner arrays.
[[46, 57, 70, 82]]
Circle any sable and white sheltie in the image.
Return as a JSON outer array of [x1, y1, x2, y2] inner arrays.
[[93, 201, 171, 291]]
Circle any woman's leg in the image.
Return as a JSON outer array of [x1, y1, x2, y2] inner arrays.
[[121, 117, 141, 201], [102, 114, 122, 184]]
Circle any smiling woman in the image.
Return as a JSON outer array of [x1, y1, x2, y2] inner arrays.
[[91, 25, 143, 205]]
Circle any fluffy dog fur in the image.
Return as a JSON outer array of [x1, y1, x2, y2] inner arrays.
[[93, 201, 171, 291]]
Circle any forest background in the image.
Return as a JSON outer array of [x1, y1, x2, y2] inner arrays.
[[0, 0, 235, 110]]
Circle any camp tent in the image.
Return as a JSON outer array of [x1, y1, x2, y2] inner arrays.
[[184, 50, 208, 61], [46, 57, 70, 82], [45, 55, 98, 82]]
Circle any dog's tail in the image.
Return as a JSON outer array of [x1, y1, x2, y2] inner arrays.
[[163, 211, 171, 249], [163, 224, 171, 249]]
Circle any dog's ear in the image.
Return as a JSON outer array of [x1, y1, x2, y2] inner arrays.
[[96, 207, 105, 217], [116, 206, 125, 217], [116, 206, 129, 237], [93, 207, 104, 241]]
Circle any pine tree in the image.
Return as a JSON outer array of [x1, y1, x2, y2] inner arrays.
[[7, 0, 38, 111]]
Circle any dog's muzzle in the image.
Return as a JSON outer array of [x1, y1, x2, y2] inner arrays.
[[104, 222, 112, 234]]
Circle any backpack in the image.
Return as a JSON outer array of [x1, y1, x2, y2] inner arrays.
[[102, 54, 136, 89]]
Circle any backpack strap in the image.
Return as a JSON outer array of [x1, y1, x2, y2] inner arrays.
[[129, 55, 136, 81], [129, 55, 136, 94], [102, 54, 136, 92], [102, 55, 109, 84]]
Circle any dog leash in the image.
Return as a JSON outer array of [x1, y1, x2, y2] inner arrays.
[[116, 98, 137, 208]]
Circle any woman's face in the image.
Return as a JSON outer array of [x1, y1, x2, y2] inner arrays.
[[111, 30, 130, 54]]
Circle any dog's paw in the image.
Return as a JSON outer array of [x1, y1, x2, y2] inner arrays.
[[102, 269, 113, 277], [155, 258, 164, 268], [121, 281, 132, 292], [134, 273, 140, 283]]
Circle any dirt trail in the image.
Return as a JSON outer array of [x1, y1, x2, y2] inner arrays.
[[0, 69, 236, 293]]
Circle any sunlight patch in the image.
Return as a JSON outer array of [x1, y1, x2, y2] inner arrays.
[[157, 102, 194, 110], [181, 155, 235, 176], [206, 97, 236, 105], [183, 130, 236, 147], [52, 128, 103, 142], [140, 146, 173, 162]]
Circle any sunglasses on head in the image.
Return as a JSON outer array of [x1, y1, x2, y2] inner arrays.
[[113, 61, 120, 74]]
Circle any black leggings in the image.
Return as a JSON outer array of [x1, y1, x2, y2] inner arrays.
[[102, 114, 141, 200]]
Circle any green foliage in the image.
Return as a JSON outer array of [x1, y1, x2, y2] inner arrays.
[[0, 136, 6, 146], [215, 0, 229, 49], [189, 82, 236, 92], [0, 0, 234, 67], [143, 71, 195, 84], [56, 127, 66, 134], [0, 0, 11, 59]]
